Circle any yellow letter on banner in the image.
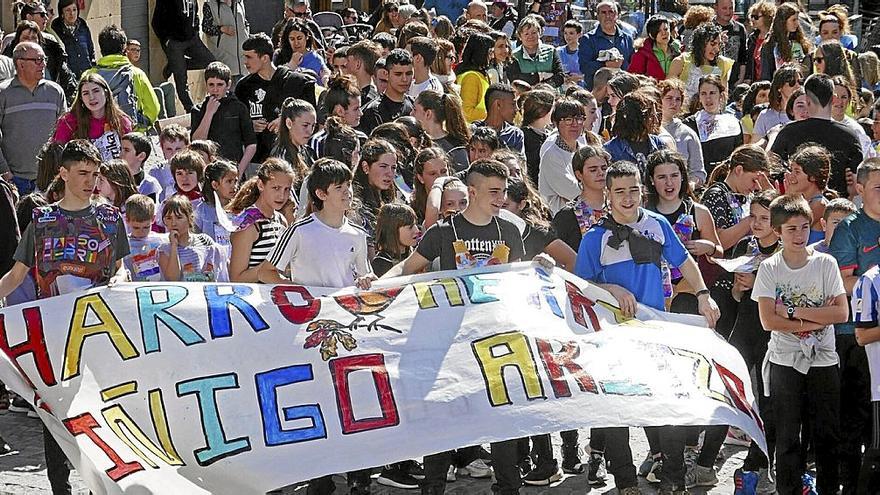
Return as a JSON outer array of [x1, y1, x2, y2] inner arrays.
[[472, 331, 545, 406], [63, 294, 139, 380], [413, 278, 465, 309], [101, 389, 184, 468]]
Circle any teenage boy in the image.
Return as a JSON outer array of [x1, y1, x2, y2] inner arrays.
[[558, 20, 585, 88], [574, 161, 720, 495], [125, 39, 141, 65], [235, 33, 316, 164], [406, 36, 442, 99], [151, 124, 190, 203], [809, 197, 857, 254], [771, 74, 862, 197], [191, 61, 257, 178], [124, 194, 165, 282], [120, 132, 162, 202], [170, 149, 206, 204], [753, 194, 848, 495], [260, 158, 377, 495], [359, 48, 414, 135], [330, 46, 348, 77], [0, 139, 130, 495], [468, 127, 501, 164], [829, 158, 880, 492], [343, 39, 382, 108], [727, 190, 780, 492], [383, 159, 527, 495], [471, 83, 525, 155]]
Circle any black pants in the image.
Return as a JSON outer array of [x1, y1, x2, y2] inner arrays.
[[839, 334, 872, 494], [421, 446, 481, 494], [603, 427, 636, 489], [163, 37, 215, 112], [771, 363, 840, 495], [490, 438, 523, 494], [858, 402, 880, 494], [44, 426, 71, 495], [729, 318, 775, 471], [530, 430, 578, 467]]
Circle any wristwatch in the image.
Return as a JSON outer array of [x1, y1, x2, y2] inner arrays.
[[787, 306, 796, 320]]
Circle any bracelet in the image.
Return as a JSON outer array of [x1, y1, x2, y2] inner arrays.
[[695, 289, 709, 297], [798, 318, 804, 330]]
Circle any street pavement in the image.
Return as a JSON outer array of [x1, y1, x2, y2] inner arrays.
[[0, 410, 745, 494]]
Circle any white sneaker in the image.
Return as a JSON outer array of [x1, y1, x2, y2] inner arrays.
[[446, 464, 456, 482], [460, 458, 492, 478]]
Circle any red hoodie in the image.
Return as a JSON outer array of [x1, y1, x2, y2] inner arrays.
[[628, 38, 668, 81]]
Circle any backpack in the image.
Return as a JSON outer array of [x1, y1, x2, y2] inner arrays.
[[95, 65, 148, 128]]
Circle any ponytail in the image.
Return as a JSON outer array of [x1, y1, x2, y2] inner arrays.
[[226, 158, 295, 214], [416, 90, 471, 145]]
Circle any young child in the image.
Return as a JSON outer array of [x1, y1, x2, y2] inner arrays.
[[809, 197, 857, 254], [159, 195, 228, 282], [371, 203, 420, 277], [195, 160, 238, 247], [121, 132, 162, 202], [151, 124, 190, 203], [96, 159, 138, 210], [191, 61, 257, 177], [170, 149, 206, 205], [557, 20, 585, 89], [189, 140, 220, 165], [439, 177, 469, 219], [727, 189, 780, 490], [752, 194, 848, 495], [124, 194, 166, 282]]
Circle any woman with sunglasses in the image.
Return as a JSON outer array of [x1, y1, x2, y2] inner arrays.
[[744, 1, 776, 82], [374, 2, 402, 35], [752, 63, 801, 143], [810, 40, 857, 90]]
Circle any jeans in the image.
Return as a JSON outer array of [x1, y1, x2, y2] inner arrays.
[[603, 427, 637, 489], [44, 425, 71, 495], [163, 37, 215, 112], [490, 438, 523, 494], [771, 363, 840, 495], [12, 176, 35, 196]]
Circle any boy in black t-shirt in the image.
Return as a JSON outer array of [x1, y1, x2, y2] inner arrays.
[[359, 49, 415, 135], [191, 62, 257, 179], [382, 159, 528, 494]]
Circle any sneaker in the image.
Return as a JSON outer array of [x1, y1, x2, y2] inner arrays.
[[658, 489, 689, 495], [522, 462, 562, 486], [518, 456, 531, 476], [801, 472, 817, 495], [376, 467, 419, 489], [685, 465, 719, 488], [725, 427, 751, 447], [618, 487, 642, 495], [646, 459, 663, 484], [683, 446, 699, 470], [734, 468, 759, 495], [756, 467, 776, 494], [400, 460, 424, 480], [586, 453, 607, 485], [561, 446, 583, 474], [446, 465, 456, 482], [638, 452, 658, 477], [460, 459, 492, 478], [8, 396, 31, 414]]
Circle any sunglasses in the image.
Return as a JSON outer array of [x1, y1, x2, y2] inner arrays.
[[786, 79, 801, 87], [750, 14, 763, 20]]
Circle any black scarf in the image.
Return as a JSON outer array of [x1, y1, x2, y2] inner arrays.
[[598, 213, 663, 267]]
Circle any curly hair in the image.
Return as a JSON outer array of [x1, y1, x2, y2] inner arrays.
[[278, 18, 314, 65], [690, 23, 722, 67]]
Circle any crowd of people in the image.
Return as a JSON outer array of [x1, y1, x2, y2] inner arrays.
[[1, 0, 880, 494]]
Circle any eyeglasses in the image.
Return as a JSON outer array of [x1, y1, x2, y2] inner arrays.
[[19, 56, 46, 64], [560, 116, 587, 125], [750, 14, 763, 20]]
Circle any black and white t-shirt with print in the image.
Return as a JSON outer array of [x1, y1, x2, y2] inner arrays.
[[702, 180, 748, 290], [416, 213, 525, 271]]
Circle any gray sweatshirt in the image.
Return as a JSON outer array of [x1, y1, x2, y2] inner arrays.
[[0, 76, 66, 179]]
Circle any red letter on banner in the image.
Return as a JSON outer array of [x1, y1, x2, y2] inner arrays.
[[535, 338, 598, 398], [565, 282, 601, 331], [330, 354, 399, 434], [64, 412, 144, 481], [0, 307, 56, 387], [271, 286, 321, 324], [713, 361, 764, 431]]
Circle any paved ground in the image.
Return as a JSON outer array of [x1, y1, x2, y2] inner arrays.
[[0, 410, 746, 494]]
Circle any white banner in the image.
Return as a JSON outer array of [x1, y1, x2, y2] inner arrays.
[[0, 263, 766, 494]]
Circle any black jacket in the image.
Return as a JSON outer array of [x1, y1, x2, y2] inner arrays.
[[152, 0, 199, 42]]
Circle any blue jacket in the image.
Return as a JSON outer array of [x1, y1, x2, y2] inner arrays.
[[423, 0, 469, 22], [603, 135, 665, 173], [50, 16, 94, 78], [578, 25, 634, 90]]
